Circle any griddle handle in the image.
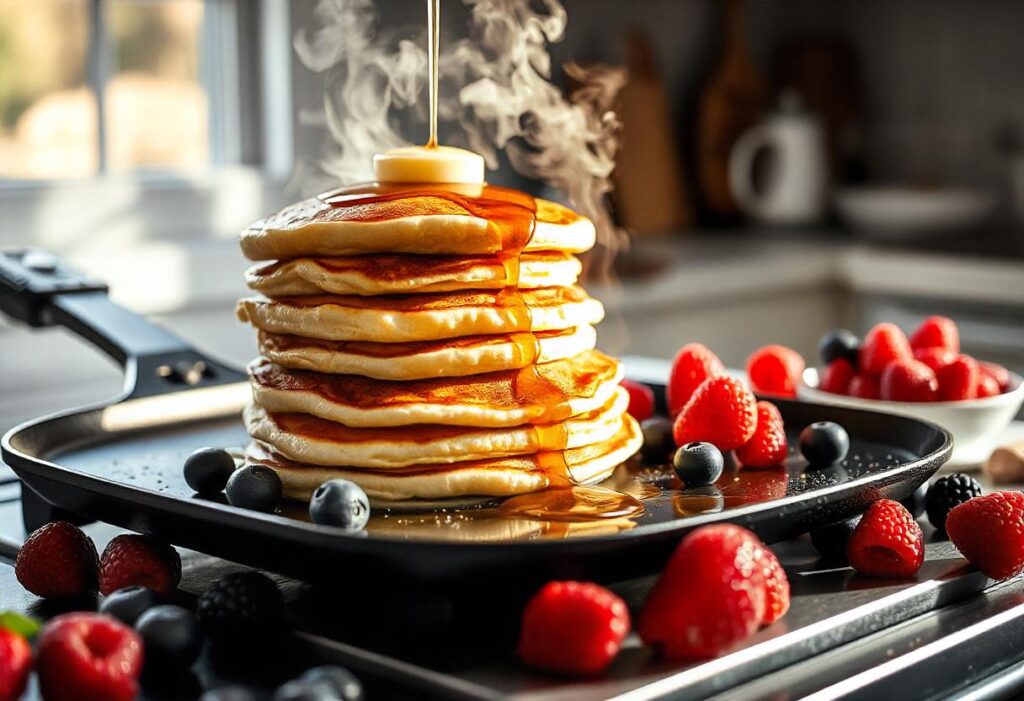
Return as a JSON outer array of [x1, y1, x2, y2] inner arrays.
[[0, 248, 246, 398]]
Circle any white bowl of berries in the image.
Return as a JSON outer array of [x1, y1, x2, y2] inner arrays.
[[796, 317, 1024, 469]]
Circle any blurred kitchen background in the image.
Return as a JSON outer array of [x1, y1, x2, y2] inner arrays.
[[1, 0, 1023, 432]]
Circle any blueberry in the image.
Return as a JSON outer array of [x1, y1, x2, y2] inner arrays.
[[818, 329, 860, 367], [99, 585, 162, 626], [200, 687, 257, 701], [640, 416, 674, 463], [184, 447, 236, 495], [926, 473, 983, 532], [309, 480, 370, 531], [901, 482, 928, 520], [300, 666, 364, 701], [810, 517, 860, 563], [273, 679, 338, 701], [135, 604, 203, 669], [799, 421, 850, 466], [225, 464, 282, 512], [672, 442, 724, 486]]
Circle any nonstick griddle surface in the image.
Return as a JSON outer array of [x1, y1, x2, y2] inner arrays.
[[4, 378, 951, 587]]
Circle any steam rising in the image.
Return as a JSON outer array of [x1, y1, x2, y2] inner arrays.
[[294, 0, 628, 271]]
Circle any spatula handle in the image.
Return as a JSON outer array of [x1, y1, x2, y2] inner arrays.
[[0, 248, 245, 398]]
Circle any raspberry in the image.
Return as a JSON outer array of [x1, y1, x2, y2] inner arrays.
[[746, 345, 805, 398], [517, 581, 629, 675], [977, 372, 1002, 398], [819, 358, 855, 395], [880, 359, 938, 402], [848, 373, 880, 399], [667, 344, 725, 416], [925, 473, 982, 531], [673, 376, 757, 452], [910, 315, 960, 354], [735, 401, 788, 468], [847, 499, 924, 578], [620, 379, 655, 423], [197, 571, 284, 644], [15, 521, 98, 599], [36, 613, 142, 701], [638, 524, 767, 659], [859, 323, 911, 375], [99, 534, 181, 596], [936, 355, 979, 401], [754, 544, 790, 625], [947, 491, 1024, 580], [913, 347, 956, 373], [979, 362, 1011, 393], [0, 627, 32, 701]]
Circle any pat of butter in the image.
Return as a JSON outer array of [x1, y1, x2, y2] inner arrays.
[[374, 145, 485, 184]]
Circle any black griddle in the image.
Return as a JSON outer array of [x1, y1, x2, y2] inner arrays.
[[0, 249, 952, 591]]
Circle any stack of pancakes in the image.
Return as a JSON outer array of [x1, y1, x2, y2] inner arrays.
[[236, 188, 642, 504]]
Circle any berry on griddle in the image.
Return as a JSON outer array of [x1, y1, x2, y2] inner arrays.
[[640, 416, 674, 463], [810, 517, 860, 564], [673, 442, 724, 486], [309, 479, 371, 531], [184, 447, 237, 495], [798, 421, 850, 467], [225, 464, 283, 512]]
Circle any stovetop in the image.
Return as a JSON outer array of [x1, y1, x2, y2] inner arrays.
[[1, 483, 1023, 700]]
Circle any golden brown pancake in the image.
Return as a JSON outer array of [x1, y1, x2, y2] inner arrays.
[[245, 252, 581, 297], [246, 350, 623, 427], [255, 325, 597, 380], [235, 286, 604, 343], [246, 414, 643, 501], [240, 195, 596, 261], [243, 387, 629, 468]]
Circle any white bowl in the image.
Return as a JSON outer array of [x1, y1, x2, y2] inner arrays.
[[834, 186, 996, 241], [799, 369, 1024, 470]]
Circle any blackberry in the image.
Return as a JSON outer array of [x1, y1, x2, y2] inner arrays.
[[197, 571, 284, 644], [926, 473, 982, 532]]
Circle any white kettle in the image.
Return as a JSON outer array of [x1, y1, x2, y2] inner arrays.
[[728, 91, 829, 226]]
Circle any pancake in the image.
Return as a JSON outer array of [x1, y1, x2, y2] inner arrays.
[[247, 350, 624, 428], [239, 195, 596, 261], [255, 325, 597, 380], [244, 387, 628, 468], [246, 252, 581, 297], [246, 414, 643, 501], [236, 286, 604, 343]]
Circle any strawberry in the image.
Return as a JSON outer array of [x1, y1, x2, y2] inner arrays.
[[15, 521, 98, 599], [517, 581, 629, 675], [36, 613, 142, 701], [746, 345, 805, 398], [819, 358, 855, 395], [847, 499, 924, 578], [910, 315, 960, 354], [936, 355, 979, 401], [977, 372, 1002, 398], [621, 379, 655, 423], [848, 373, 881, 399], [99, 535, 181, 596], [754, 544, 790, 625], [859, 323, 912, 375], [880, 359, 938, 402], [0, 628, 31, 701], [735, 401, 788, 468], [946, 491, 1024, 580], [639, 524, 766, 659], [914, 346, 957, 373], [673, 376, 757, 452], [980, 361, 1011, 393], [667, 344, 725, 416]]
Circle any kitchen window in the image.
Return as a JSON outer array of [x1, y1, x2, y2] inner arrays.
[[0, 0, 293, 312]]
